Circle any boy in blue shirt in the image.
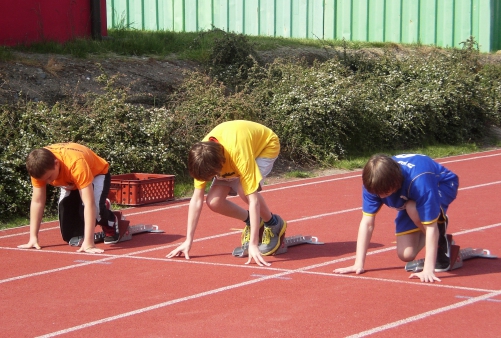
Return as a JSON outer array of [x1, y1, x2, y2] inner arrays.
[[334, 154, 459, 283]]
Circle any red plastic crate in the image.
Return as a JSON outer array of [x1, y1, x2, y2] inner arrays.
[[107, 173, 175, 206]]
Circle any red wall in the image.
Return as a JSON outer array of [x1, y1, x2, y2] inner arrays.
[[0, 0, 107, 46]]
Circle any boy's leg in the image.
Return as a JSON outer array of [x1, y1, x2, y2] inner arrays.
[[207, 181, 264, 248], [403, 201, 451, 271], [58, 188, 85, 243], [396, 231, 425, 262], [93, 173, 119, 244], [206, 184, 248, 220], [254, 157, 287, 255], [435, 178, 458, 271], [395, 209, 424, 262], [236, 185, 269, 246], [435, 211, 450, 271]]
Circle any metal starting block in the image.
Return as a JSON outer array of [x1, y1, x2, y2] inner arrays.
[[232, 235, 323, 258], [405, 245, 497, 272], [69, 211, 164, 247]]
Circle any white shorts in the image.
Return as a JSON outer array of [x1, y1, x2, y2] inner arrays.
[[211, 157, 277, 196]]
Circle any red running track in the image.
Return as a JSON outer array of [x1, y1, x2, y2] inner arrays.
[[1, 150, 500, 337]]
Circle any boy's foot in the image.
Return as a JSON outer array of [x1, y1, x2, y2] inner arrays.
[[103, 213, 119, 244], [241, 219, 264, 248], [435, 215, 450, 272], [258, 215, 287, 256]]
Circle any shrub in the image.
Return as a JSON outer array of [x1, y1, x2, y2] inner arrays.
[[192, 28, 262, 91], [2, 37, 501, 224], [0, 75, 186, 222], [244, 45, 501, 164]]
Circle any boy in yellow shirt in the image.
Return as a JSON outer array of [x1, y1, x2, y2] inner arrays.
[[167, 120, 287, 266], [19, 143, 119, 253]]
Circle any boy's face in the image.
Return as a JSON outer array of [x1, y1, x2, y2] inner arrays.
[[39, 160, 60, 184]]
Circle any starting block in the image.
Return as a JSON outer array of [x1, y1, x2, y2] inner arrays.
[[232, 235, 323, 257], [69, 211, 164, 247], [405, 234, 497, 272]]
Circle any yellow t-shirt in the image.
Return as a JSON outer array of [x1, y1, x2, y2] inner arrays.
[[31, 143, 109, 190], [194, 120, 280, 195]]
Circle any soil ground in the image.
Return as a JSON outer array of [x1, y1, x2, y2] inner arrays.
[[3, 46, 499, 106]]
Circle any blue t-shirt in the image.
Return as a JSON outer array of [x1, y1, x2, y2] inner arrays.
[[362, 154, 458, 225]]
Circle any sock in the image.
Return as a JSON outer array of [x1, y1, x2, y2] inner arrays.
[[243, 211, 250, 226], [264, 214, 278, 227], [108, 211, 117, 228]]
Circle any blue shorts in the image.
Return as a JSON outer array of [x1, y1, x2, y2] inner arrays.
[[395, 177, 459, 235]]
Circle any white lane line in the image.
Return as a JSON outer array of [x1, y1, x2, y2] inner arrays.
[[3, 150, 501, 230], [455, 295, 501, 302], [0, 226, 59, 239], [4, 175, 499, 241], [459, 181, 501, 190], [34, 234, 501, 337], [440, 152, 501, 164], [0, 256, 117, 284], [287, 207, 362, 223], [453, 223, 501, 236], [301, 270, 498, 293], [345, 291, 501, 338], [6, 222, 501, 336], [35, 269, 300, 338], [264, 174, 360, 192], [2, 216, 500, 286]]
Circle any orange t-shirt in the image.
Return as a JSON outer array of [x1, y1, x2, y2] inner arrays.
[[31, 143, 109, 190]]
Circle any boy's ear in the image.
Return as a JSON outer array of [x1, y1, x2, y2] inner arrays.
[[53, 159, 60, 170]]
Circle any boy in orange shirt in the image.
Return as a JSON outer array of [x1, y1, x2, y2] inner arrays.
[[19, 143, 119, 253]]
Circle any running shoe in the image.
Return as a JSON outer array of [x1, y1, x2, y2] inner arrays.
[[241, 219, 264, 247], [258, 214, 287, 256]]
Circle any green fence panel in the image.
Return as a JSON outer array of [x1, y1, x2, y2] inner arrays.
[[490, 0, 501, 51], [107, 0, 501, 52]]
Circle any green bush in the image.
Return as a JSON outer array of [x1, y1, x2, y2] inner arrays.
[[244, 45, 501, 163], [192, 28, 262, 91], [0, 75, 187, 223], [2, 34, 501, 224]]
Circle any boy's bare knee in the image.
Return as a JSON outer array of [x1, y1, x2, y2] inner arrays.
[[397, 249, 417, 262], [206, 198, 222, 212]]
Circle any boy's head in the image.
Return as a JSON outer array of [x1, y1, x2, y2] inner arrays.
[[362, 154, 403, 197], [26, 148, 59, 181], [188, 141, 225, 181]]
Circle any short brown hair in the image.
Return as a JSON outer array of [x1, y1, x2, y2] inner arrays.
[[362, 154, 403, 195], [188, 141, 225, 181], [26, 148, 56, 179]]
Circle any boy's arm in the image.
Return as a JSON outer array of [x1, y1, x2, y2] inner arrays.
[[166, 188, 205, 259], [333, 214, 375, 274], [245, 191, 270, 267], [76, 185, 104, 253], [409, 222, 441, 282], [18, 186, 46, 249]]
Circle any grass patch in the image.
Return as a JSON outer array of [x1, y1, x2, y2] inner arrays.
[[0, 46, 13, 61], [284, 170, 313, 179], [174, 181, 195, 198], [7, 28, 431, 62], [0, 214, 57, 230], [331, 143, 480, 171]]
